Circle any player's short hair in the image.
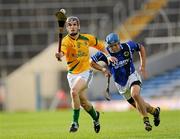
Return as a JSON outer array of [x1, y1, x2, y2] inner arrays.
[[66, 16, 80, 25], [105, 33, 120, 47]]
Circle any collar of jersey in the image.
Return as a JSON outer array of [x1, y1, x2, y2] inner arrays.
[[68, 33, 80, 40]]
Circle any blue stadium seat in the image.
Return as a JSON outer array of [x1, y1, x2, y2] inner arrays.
[[141, 66, 180, 98]]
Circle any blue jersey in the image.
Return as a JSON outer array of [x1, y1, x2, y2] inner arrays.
[[91, 41, 141, 86]]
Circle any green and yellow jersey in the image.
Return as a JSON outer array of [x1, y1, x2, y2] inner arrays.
[[61, 34, 105, 74]]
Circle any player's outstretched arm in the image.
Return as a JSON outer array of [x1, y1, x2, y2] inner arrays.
[[100, 48, 117, 64], [139, 45, 148, 79], [90, 60, 111, 77]]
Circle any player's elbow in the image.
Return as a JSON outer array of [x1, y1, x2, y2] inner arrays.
[[89, 59, 95, 67]]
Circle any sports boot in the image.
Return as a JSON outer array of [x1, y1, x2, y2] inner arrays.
[[69, 122, 79, 133], [93, 111, 100, 133], [153, 107, 160, 126], [143, 117, 152, 131]]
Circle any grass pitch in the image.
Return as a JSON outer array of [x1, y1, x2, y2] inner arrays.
[[0, 109, 180, 139]]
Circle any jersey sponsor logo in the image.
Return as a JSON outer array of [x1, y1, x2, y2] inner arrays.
[[77, 50, 88, 57], [112, 59, 129, 69], [71, 51, 87, 58]]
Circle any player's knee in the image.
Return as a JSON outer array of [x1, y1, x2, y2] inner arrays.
[[131, 91, 140, 100], [131, 85, 140, 99], [71, 88, 79, 98]]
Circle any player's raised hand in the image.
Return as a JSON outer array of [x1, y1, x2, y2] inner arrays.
[[55, 52, 64, 61]]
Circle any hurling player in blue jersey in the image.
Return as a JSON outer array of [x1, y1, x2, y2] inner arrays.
[[90, 33, 160, 131]]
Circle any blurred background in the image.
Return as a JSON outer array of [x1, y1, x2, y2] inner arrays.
[[0, 0, 180, 112]]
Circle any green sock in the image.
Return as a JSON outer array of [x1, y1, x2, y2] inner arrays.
[[87, 107, 97, 121], [73, 109, 80, 123]]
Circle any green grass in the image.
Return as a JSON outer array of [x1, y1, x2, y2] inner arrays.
[[0, 109, 180, 139]]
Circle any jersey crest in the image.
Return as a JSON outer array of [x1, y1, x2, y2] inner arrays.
[[124, 51, 130, 57]]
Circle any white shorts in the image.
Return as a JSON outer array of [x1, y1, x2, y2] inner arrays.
[[67, 70, 93, 89], [115, 71, 142, 100]]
